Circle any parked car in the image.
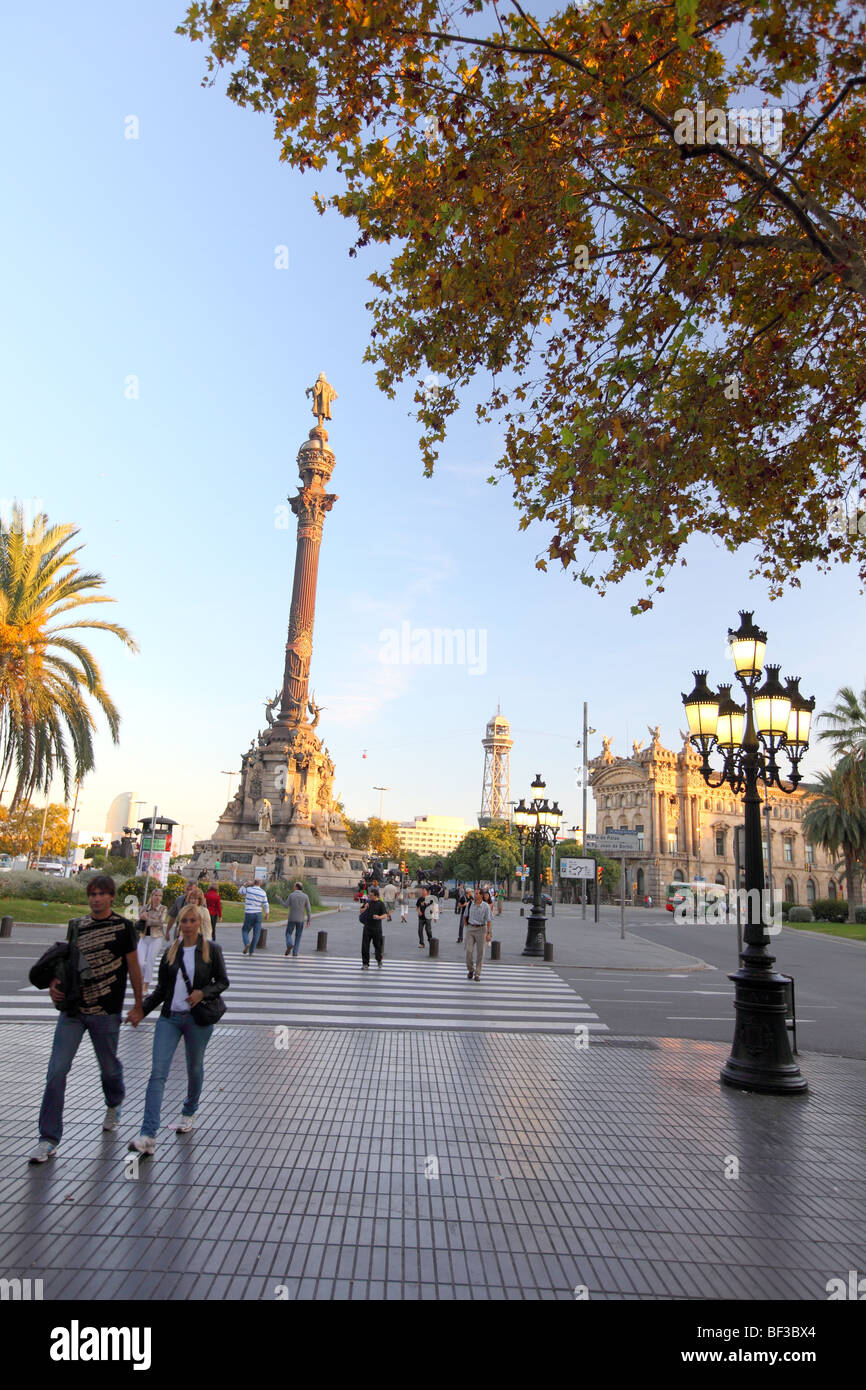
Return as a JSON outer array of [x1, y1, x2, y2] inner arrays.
[[0, 854, 13, 873], [37, 859, 71, 877], [522, 892, 553, 907]]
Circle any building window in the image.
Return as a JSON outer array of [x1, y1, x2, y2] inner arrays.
[[783, 840, 793, 863], [806, 843, 814, 865], [667, 831, 678, 855], [784, 877, 795, 904], [673, 868, 685, 882], [715, 831, 725, 857], [705, 799, 711, 810], [605, 825, 613, 835], [715, 872, 726, 886], [807, 878, 816, 904], [716, 801, 722, 812], [635, 824, 644, 851], [828, 879, 837, 899]]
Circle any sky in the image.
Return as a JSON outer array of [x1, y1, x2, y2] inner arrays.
[[1, 2, 862, 852]]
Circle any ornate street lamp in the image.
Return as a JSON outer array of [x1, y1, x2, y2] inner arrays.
[[682, 612, 814, 1094], [513, 774, 563, 957]]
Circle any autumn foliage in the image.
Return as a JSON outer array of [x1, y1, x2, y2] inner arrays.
[[180, 1, 866, 609]]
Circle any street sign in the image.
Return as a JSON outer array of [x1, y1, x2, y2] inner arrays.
[[560, 858, 595, 879], [585, 831, 642, 856]]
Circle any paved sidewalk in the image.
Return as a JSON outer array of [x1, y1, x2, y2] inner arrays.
[[1, 1018, 863, 1300]]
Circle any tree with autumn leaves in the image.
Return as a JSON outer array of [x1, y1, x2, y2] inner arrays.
[[181, 1, 865, 610]]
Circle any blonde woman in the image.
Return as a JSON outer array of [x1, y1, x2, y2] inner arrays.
[[173, 884, 212, 941], [136, 887, 168, 991], [126, 905, 229, 1155]]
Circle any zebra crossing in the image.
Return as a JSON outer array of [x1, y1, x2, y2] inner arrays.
[[2, 950, 608, 1036]]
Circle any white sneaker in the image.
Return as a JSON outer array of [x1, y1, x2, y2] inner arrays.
[[28, 1140, 57, 1164], [103, 1106, 120, 1131], [128, 1135, 156, 1155], [174, 1115, 194, 1134]]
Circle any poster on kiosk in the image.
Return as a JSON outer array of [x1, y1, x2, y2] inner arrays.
[[138, 827, 172, 886]]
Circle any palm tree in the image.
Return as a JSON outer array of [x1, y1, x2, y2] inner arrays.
[[802, 764, 866, 921], [817, 683, 866, 760], [0, 505, 137, 810]]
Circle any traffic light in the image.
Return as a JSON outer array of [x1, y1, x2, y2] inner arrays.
[[596, 865, 603, 881], [544, 868, 552, 885]]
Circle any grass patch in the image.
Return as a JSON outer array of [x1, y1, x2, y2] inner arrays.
[[787, 919, 866, 942], [0, 898, 86, 924]]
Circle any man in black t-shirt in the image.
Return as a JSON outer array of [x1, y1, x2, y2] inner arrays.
[[361, 888, 389, 969], [29, 875, 143, 1164]]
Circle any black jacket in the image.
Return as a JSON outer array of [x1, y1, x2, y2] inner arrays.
[[142, 939, 229, 1019]]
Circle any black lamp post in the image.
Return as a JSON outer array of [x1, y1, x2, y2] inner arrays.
[[513, 774, 563, 957], [682, 612, 814, 1094]]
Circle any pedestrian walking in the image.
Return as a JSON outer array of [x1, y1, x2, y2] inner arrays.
[[496, 885, 505, 915], [167, 881, 191, 930], [417, 887, 438, 948], [276, 880, 312, 957], [454, 882, 468, 941], [463, 888, 493, 982], [399, 885, 409, 923], [175, 884, 212, 941], [28, 876, 143, 1164], [136, 887, 168, 991], [126, 905, 229, 1155], [382, 880, 398, 914], [360, 887, 389, 969], [239, 879, 270, 954], [204, 881, 222, 940]]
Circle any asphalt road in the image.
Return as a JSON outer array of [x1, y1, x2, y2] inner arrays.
[[551, 905, 866, 1060]]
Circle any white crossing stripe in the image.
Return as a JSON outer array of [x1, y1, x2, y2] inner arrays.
[[2, 952, 608, 1035]]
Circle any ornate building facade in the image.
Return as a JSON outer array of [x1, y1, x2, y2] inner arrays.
[[589, 728, 841, 906]]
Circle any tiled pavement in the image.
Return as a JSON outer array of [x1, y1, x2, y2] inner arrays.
[[5, 950, 608, 1035], [1, 1019, 864, 1300]]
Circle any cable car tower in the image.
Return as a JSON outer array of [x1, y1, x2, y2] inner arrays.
[[478, 706, 513, 827]]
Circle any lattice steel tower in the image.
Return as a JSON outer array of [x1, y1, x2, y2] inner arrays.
[[479, 707, 513, 826]]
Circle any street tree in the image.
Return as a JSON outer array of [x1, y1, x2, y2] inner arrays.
[[181, 1, 866, 611], [0, 803, 71, 865], [366, 816, 403, 857], [802, 762, 866, 920], [0, 506, 137, 808]]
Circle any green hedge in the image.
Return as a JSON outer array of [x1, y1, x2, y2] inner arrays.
[[855, 906, 866, 924], [0, 871, 92, 903], [812, 897, 849, 923], [788, 906, 814, 923]]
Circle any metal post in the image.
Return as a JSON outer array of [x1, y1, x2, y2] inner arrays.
[[620, 855, 626, 940], [139, 805, 158, 917], [720, 691, 806, 1094], [581, 701, 588, 920], [733, 826, 743, 956], [34, 799, 50, 872], [64, 780, 81, 875], [550, 840, 556, 918]]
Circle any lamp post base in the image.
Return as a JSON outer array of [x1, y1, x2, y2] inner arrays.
[[720, 963, 808, 1094], [522, 911, 547, 957]]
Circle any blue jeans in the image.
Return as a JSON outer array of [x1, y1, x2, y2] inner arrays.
[[284, 921, 305, 955], [141, 1012, 214, 1137], [38, 1012, 124, 1145], [242, 913, 263, 951]]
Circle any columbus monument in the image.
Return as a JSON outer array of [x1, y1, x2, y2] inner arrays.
[[189, 376, 363, 888]]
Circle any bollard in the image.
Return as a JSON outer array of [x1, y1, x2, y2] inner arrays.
[[0, 916, 12, 938], [544, 942, 554, 962], [316, 930, 328, 953], [520, 907, 524, 917], [257, 927, 268, 949], [490, 940, 501, 961], [429, 937, 439, 958]]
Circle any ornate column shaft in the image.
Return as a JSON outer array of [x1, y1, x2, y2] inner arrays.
[[276, 422, 337, 730]]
